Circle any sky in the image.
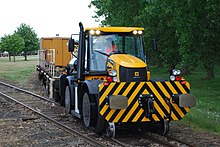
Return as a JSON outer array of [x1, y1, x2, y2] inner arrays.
[[0, 0, 100, 38]]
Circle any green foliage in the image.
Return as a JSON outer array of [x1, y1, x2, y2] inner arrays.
[[90, 0, 144, 26], [0, 39, 2, 52], [0, 34, 25, 62], [172, 0, 219, 76], [137, 0, 181, 68], [15, 23, 39, 60]]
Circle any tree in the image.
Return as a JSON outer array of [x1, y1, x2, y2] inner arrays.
[[0, 35, 12, 60], [137, 0, 181, 69], [0, 38, 2, 53], [0, 34, 25, 62], [171, 0, 219, 78], [90, 0, 144, 26], [15, 23, 39, 60]]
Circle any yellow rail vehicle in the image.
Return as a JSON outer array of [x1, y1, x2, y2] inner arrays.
[[41, 23, 196, 137]]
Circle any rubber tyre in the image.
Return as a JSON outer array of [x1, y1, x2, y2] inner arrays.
[[92, 95, 107, 134], [65, 86, 71, 114], [82, 92, 92, 128], [82, 92, 106, 134]]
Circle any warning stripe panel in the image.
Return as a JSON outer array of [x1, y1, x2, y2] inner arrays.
[[161, 82, 185, 119], [155, 82, 179, 120], [99, 81, 191, 123]]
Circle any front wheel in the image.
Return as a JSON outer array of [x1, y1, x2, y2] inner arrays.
[[82, 92, 92, 128], [82, 92, 106, 134]]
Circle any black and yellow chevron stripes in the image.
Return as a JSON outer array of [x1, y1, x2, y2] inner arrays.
[[99, 81, 190, 123]]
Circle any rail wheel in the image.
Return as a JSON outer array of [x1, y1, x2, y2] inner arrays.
[[54, 89, 61, 103], [42, 77, 47, 90], [157, 120, 169, 135], [106, 122, 116, 138], [43, 78, 50, 96], [38, 73, 43, 81], [65, 86, 71, 114], [46, 83, 50, 96]]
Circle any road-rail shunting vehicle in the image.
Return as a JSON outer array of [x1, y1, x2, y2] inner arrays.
[[37, 22, 196, 137]]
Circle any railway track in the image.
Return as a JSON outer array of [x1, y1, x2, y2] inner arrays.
[[144, 133, 195, 147], [114, 129, 195, 147], [0, 80, 195, 146], [0, 81, 128, 147]]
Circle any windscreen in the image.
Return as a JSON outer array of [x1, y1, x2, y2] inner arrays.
[[88, 33, 145, 71]]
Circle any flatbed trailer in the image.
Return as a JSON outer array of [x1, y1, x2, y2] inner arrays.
[[37, 37, 71, 98]]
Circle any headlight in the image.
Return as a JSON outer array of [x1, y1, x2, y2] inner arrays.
[[133, 30, 138, 35], [170, 75, 176, 81], [133, 30, 143, 35], [90, 30, 101, 35], [138, 30, 143, 34], [90, 30, 95, 35], [172, 69, 181, 76], [95, 30, 101, 35], [108, 70, 117, 77], [113, 77, 118, 82]]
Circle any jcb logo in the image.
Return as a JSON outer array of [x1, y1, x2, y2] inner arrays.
[[134, 72, 139, 77]]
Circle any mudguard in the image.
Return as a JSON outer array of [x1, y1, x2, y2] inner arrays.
[[66, 75, 77, 86], [83, 80, 103, 94]]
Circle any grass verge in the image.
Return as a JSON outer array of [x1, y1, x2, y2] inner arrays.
[[0, 56, 38, 85]]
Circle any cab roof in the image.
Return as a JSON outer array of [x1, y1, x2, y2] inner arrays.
[[85, 27, 144, 33]]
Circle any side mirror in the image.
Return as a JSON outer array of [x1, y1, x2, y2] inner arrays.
[[68, 37, 75, 52], [152, 39, 157, 51]]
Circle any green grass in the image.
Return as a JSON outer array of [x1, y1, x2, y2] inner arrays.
[[150, 65, 220, 134], [0, 56, 38, 84]]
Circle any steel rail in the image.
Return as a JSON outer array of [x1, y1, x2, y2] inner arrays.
[[111, 138, 129, 147], [144, 133, 194, 147], [147, 135, 177, 147], [0, 81, 57, 104], [166, 135, 194, 147], [0, 91, 106, 147]]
